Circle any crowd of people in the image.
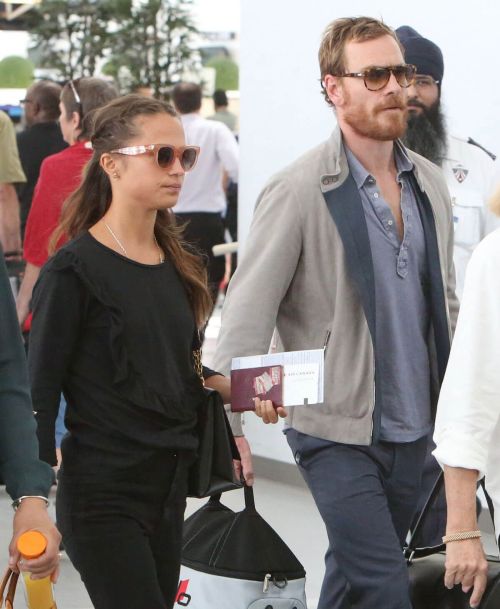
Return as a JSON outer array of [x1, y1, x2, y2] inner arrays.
[[0, 14, 499, 609]]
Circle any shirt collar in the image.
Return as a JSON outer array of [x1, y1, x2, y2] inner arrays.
[[344, 140, 414, 190]]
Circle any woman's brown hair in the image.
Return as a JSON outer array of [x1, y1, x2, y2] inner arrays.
[[51, 94, 212, 327]]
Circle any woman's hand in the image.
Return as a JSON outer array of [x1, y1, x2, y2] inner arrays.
[[444, 538, 488, 608], [253, 397, 287, 424], [9, 498, 61, 582], [233, 436, 255, 486]]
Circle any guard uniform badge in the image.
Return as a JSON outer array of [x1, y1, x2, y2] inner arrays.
[[452, 164, 469, 183]]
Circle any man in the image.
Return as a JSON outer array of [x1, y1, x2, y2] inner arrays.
[[208, 89, 238, 133], [0, 251, 61, 579], [214, 17, 458, 609], [172, 83, 239, 303], [0, 110, 25, 257], [17, 80, 67, 238], [397, 26, 499, 300]]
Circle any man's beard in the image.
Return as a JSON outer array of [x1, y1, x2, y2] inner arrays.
[[402, 100, 447, 165], [342, 91, 408, 142]]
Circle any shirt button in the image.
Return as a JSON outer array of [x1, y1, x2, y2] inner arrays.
[[373, 192, 379, 199], [388, 220, 393, 226]]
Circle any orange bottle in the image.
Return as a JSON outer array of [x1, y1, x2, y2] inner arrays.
[[17, 531, 57, 609]]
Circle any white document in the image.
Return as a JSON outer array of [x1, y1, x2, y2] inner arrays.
[[231, 349, 324, 407]]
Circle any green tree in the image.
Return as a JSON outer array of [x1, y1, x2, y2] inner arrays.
[[26, 0, 131, 80], [104, 0, 199, 96], [206, 57, 239, 91], [0, 56, 34, 88]]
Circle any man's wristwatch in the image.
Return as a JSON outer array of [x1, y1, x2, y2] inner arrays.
[[12, 495, 50, 511]]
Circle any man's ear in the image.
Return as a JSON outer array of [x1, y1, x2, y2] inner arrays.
[[323, 74, 344, 108]]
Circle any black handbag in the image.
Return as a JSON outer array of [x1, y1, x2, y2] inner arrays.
[[187, 345, 243, 499], [406, 472, 500, 608]]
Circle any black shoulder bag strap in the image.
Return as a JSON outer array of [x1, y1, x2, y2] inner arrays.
[[406, 471, 495, 563]]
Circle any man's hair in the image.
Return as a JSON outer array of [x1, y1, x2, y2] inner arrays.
[[60, 77, 119, 140], [172, 83, 202, 114], [213, 89, 228, 107], [319, 16, 402, 106], [31, 80, 62, 121]]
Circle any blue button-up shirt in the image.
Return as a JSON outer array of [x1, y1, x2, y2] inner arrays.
[[345, 142, 432, 442]]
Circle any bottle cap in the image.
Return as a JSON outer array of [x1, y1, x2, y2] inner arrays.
[[17, 531, 47, 559]]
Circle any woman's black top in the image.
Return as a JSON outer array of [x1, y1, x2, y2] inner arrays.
[[29, 232, 209, 476]]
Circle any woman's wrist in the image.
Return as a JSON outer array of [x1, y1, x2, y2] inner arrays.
[[443, 529, 482, 544]]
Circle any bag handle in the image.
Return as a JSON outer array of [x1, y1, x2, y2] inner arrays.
[[406, 471, 495, 561], [0, 567, 18, 608], [208, 482, 256, 510]]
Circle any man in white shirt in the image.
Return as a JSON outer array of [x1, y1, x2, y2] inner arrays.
[[172, 83, 239, 303], [397, 26, 499, 300]]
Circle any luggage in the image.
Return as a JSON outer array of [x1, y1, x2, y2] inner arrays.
[[406, 472, 500, 608], [175, 485, 307, 609]]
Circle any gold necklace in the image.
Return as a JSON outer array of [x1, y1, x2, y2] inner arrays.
[[103, 221, 164, 264]]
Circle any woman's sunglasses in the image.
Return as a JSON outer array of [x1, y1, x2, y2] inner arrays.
[[109, 144, 200, 172]]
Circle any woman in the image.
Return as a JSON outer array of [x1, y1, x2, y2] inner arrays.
[[28, 95, 232, 609], [433, 228, 500, 609]]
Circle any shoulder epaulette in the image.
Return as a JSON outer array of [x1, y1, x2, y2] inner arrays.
[[467, 137, 496, 161]]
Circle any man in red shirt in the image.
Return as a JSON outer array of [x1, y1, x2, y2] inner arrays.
[[17, 78, 117, 326]]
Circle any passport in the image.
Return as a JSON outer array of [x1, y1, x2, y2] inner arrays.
[[230, 365, 284, 412]]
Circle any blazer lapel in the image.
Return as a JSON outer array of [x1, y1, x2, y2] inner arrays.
[[322, 174, 376, 344]]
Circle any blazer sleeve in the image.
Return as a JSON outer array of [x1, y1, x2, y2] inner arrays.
[[0, 254, 53, 500], [213, 176, 303, 435], [29, 261, 86, 465]]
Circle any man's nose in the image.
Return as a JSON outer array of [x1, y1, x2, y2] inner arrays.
[[386, 71, 403, 93], [406, 82, 418, 98]]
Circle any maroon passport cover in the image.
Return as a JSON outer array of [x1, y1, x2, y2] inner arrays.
[[230, 365, 284, 412]]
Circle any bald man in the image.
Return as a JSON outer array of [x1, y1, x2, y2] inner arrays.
[[17, 81, 67, 237]]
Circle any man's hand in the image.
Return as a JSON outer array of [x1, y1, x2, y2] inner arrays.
[[9, 498, 61, 582], [234, 436, 255, 486], [444, 538, 488, 608], [254, 398, 287, 424]]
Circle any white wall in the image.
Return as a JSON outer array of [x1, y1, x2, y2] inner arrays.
[[238, 0, 500, 462]]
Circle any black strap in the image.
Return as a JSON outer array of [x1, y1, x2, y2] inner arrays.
[[244, 483, 256, 510], [480, 478, 495, 523], [406, 471, 495, 561]]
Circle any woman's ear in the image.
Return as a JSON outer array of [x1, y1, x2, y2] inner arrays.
[[71, 111, 82, 134], [100, 153, 115, 176]]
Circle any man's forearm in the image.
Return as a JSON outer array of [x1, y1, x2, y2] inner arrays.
[[0, 182, 21, 254], [444, 465, 479, 532]]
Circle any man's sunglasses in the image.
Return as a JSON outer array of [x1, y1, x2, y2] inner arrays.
[[338, 64, 417, 91], [110, 144, 200, 171]]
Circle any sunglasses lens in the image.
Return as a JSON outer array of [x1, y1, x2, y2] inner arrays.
[[157, 146, 175, 168], [364, 67, 391, 91], [181, 147, 198, 171], [393, 65, 416, 88]]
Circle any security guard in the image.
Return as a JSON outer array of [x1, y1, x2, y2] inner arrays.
[[397, 26, 499, 299]]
